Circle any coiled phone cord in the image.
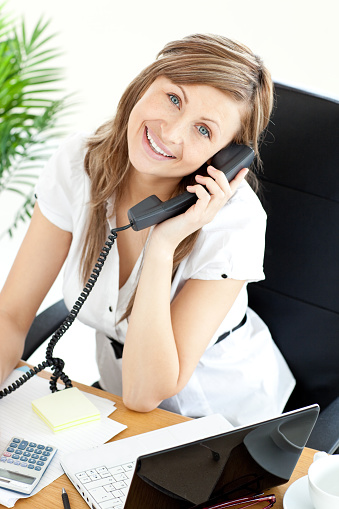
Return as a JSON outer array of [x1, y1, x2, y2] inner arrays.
[[0, 223, 132, 399]]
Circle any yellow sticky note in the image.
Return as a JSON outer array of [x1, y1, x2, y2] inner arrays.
[[32, 387, 101, 432]]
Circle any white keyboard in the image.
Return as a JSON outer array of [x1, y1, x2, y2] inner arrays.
[[74, 461, 136, 509]]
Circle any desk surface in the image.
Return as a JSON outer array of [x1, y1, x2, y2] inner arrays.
[[1, 370, 315, 509]]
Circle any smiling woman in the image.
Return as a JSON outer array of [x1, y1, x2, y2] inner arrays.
[[0, 34, 295, 426], [127, 76, 243, 178]]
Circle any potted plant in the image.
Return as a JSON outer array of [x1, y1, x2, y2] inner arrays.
[[0, 3, 72, 238]]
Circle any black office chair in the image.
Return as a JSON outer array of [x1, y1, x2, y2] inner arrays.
[[248, 82, 339, 453], [23, 83, 339, 452]]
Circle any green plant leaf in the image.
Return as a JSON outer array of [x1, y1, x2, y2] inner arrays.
[[0, 5, 76, 238]]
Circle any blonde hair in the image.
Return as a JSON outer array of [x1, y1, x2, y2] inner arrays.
[[81, 34, 273, 319]]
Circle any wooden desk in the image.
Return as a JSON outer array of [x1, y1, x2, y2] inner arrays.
[[1, 371, 315, 508]]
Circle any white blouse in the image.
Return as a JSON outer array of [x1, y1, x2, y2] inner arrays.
[[36, 132, 295, 426]]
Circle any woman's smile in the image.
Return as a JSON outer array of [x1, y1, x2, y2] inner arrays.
[[143, 126, 176, 160]]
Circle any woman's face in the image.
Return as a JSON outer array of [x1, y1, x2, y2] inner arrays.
[[127, 76, 244, 182]]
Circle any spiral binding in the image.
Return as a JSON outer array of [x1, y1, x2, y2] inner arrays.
[[0, 224, 132, 399]]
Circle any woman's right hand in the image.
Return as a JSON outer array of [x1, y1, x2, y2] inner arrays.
[[152, 165, 248, 251]]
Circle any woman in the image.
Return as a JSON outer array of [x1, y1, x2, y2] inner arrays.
[[0, 34, 295, 426]]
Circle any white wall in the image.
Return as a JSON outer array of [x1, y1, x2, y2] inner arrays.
[[1, 0, 338, 384]]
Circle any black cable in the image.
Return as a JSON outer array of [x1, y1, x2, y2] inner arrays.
[[0, 224, 132, 399]]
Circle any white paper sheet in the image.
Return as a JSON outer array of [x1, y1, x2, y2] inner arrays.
[[0, 368, 127, 507]]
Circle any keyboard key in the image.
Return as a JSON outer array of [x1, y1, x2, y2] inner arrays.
[[89, 473, 101, 481], [79, 475, 91, 484], [113, 473, 127, 482], [122, 463, 134, 472], [109, 466, 124, 475], [97, 466, 109, 475], [76, 472, 87, 478], [86, 470, 98, 476], [101, 500, 122, 509], [89, 486, 114, 503], [113, 481, 127, 490]]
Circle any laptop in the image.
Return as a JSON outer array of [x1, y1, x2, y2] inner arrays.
[[60, 405, 319, 509]]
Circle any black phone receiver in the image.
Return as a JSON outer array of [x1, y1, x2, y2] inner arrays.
[[128, 144, 254, 231]]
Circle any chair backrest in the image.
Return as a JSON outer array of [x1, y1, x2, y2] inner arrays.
[[248, 83, 339, 412]]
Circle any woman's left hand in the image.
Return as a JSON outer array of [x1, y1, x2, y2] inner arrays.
[[153, 165, 249, 249]]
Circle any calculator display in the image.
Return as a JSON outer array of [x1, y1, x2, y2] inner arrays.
[[0, 436, 57, 494], [0, 468, 36, 484]]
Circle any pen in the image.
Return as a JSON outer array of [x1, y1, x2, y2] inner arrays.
[[62, 488, 71, 509]]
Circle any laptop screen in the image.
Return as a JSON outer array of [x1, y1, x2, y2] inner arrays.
[[125, 405, 319, 509]]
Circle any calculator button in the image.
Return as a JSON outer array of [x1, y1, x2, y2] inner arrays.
[[29, 442, 37, 447], [12, 438, 20, 443], [12, 454, 20, 459], [45, 447, 53, 452], [28, 464, 34, 469], [20, 456, 27, 461], [37, 445, 45, 449], [32, 454, 39, 459], [7, 447, 15, 453], [28, 459, 36, 464], [21, 463, 28, 467], [40, 456, 48, 462], [44, 451, 50, 456], [23, 452, 31, 457], [14, 461, 21, 465], [18, 441, 28, 450], [37, 461, 44, 466], [7, 459, 14, 464], [4, 452, 11, 457], [34, 449, 41, 454], [9, 443, 17, 448], [26, 447, 34, 452], [35, 466, 41, 471], [0, 458, 7, 462]]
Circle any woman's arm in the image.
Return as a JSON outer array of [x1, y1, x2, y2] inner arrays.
[[0, 204, 72, 384], [122, 166, 247, 411]]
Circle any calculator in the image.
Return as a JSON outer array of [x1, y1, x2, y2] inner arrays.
[[0, 437, 57, 494]]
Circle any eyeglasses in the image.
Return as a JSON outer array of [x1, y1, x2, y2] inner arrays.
[[201, 493, 276, 509]]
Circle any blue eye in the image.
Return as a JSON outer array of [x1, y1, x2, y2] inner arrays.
[[169, 94, 180, 107], [198, 125, 210, 138]]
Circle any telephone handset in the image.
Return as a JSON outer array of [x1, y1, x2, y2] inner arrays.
[[128, 143, 254, 231], [0, 143, 254, 399]]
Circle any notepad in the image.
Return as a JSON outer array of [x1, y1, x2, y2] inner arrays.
[[32, 387, 101, 432]]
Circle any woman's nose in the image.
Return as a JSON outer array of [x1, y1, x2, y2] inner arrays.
[[160, 119, 185, 146]]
